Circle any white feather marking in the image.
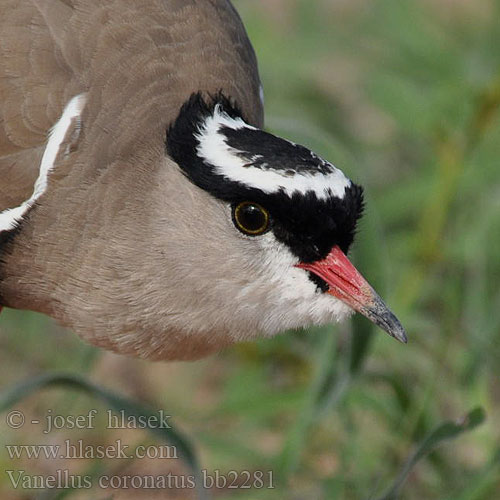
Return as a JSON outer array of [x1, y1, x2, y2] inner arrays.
[[259, 85, 265, 106], [195, 106, 351, 200], [194, 105, 254, 176], [0, 94, 86, 233]]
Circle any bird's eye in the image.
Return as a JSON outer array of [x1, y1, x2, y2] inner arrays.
[[232, 202, 270, 236]]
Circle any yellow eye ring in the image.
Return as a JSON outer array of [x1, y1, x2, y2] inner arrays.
[[232, 202, 270, 236]]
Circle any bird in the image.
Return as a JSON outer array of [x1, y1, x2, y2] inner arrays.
[[0, 0, 407, 361]]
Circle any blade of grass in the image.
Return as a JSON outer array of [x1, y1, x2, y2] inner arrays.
[[374, 407, 486, 500], [0, 373, 208, 500], [277, 325, 337, 478]]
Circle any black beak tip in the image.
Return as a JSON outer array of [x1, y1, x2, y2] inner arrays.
[[379, 309, 408, 344], [361, 295, 408, 344], [391, 322, 408, 344]]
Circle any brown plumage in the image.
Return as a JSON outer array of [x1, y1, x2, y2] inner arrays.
[[0, 0, 262, 210], [0, 0, 406, 360]]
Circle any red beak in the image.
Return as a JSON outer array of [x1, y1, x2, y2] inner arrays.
[[296, 245, 407, 343]]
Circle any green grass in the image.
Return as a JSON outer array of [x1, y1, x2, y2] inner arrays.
[[1, 0, 499, 498]]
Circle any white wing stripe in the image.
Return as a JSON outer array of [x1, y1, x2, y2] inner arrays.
[[0, 94, 86, 232]]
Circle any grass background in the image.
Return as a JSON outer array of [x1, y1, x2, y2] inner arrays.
[[1, 0, 499, 498]]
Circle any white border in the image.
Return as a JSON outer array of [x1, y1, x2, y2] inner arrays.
[[0, 94, 86, 232], [195, 106, 351, 200]]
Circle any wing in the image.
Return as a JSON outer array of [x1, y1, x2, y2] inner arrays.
[[0, 0, 77, 209], [0, 0, 263, 210]]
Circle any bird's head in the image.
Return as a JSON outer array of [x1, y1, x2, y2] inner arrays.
[[165, 93, 406, 348]]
